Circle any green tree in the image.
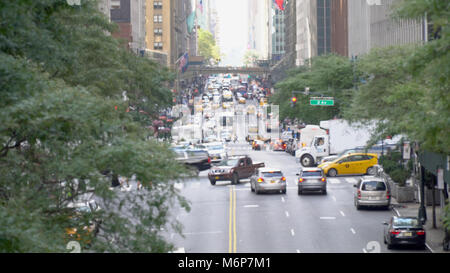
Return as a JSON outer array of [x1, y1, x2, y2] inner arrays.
[[242, 50, 260, 67], [270, 54, 354, 124], [197, 28, 221, 65], [0, 0, 190, 252]]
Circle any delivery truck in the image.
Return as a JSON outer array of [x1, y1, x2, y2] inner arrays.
[[295, 119, 374, 167]]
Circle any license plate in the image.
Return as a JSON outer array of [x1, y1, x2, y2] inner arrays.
[[215, 176, 220, 180], [271, 180, 276, 184], [402, 232, 412, 237], [368, 197, 379, 201], [213, 157, 218, 160]]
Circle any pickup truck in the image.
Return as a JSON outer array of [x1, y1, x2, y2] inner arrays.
[[208, 155, 265, 185]]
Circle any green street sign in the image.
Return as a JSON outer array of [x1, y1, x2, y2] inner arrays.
[[310, 97, 334, 106]]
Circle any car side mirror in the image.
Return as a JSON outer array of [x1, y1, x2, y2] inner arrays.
[[353, 184, 357, 188], [382, 222, 388, 226], [295, 173, 299, 176]]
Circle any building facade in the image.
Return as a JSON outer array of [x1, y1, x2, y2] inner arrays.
[[144, 0, 195, 68], [348, 0, 425, 58], [271, 3, 286, 63], [110, 0, 132, 48], [248, 0, 271, 61]]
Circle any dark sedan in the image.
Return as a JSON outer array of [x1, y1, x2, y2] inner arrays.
[[383, 216, 426, 250]]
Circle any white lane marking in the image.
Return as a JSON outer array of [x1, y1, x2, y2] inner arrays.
[[174, 183, 184, 190], [172, 247, 185, 253], [290, 229, 295, 236], [296, 249, 301, 253], [320, 217, 336, 220], [244, 205, 259, 208], [345, 177, 358, 184], [285, 211, 290, 218], [363, 248, 367, 253], [329, 178, 341, 184], [350, 228, 356, 234], [281, 197, 285, 203], [340, 210, 346, 217], [331, 196, 337, 202]]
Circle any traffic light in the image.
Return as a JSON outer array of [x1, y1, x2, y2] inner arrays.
[[291, 96, 297, 107]]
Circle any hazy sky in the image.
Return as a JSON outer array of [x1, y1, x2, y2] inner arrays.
[[215, 0, 248, 66]]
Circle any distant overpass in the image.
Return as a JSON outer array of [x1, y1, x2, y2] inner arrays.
[[180, 65, 271, 79]]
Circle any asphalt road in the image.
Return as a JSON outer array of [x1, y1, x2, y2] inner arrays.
[[166, 144, 430, 253]]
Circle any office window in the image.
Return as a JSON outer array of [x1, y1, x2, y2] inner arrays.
[[154, 42, 163, 50], [154, 1, 162, 9], [154, 28, 163, 35], [154, 15, 163, 23]]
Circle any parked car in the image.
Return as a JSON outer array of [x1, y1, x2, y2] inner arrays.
[[271, 139, 286, 151], [353, 176, 390, 210], [250, 168, 286, 194], [318, 153, 378, 177], [297, 167, 327, 195], [383, 216, 426, 249], [65, 200, 102, 245], [199, 142, 227, 163], [208, 155, 264, 185]]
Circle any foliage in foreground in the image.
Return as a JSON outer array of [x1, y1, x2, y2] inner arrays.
[[0, 0, 190, 252]]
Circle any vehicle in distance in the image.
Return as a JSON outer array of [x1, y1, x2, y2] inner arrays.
[[297, 167, 327, 195], [208, 155, 265, 185], [383, 216, 426, 250], [318, 153, 378, 177], [354, 176, 390, 210], [197, 142, 227, 163], [252, 140, 264, 150], [65, 200, 102, 245], [250, 168, 286, 194]]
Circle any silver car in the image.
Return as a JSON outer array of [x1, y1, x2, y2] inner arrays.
[[297, 167, 327, 195], [354, 176, 390, 210], [250, 168, 286, 194]]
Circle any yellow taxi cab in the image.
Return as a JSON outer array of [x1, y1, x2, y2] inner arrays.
[[239, 97, 246, 104], [318, 153, 378, 177]]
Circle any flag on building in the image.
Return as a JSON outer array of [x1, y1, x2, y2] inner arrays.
[[179, 53, 189, 73], [274, 0, 285, 10], [187, 11, 196, 34]]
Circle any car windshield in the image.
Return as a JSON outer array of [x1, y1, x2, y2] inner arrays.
[[362, 181, 386, 191], [209, 145, 224, 150], [302, 171, 322, 177], [218, 159, 239, 166], [262, 172, 283, 177], [393, 218, 420, 228]]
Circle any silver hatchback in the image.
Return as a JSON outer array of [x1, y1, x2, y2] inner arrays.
[[250, 168, 287, 194], [354, 176, 391, 210], [297, 167, 327, 195]]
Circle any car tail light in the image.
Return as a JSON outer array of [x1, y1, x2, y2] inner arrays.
[[321, 177, 326, 182], [257, 178, 264, 183], [299, 178, 304, 183], [357, 190, 361, 199], [281, 177, 286, 182], [416, 230, 425, 236], [386, 190, 390, 199], [390, 230, 400, 235], [208, 157, 211, 164]]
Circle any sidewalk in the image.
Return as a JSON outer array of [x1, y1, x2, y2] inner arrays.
[[390, 197, 448, 253]]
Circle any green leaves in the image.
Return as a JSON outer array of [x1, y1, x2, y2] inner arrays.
[[0, 0, 186, 252], [198, 28, 221, 65]]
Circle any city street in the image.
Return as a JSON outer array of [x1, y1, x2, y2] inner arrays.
[[167, 144, 431, 253]]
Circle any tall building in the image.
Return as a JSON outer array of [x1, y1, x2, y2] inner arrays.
[[248, 0, 271, 61], [98, 0, 111, 20], [130, 0, 147, 53], [331, 0, 348, 57], [348, 0, 425, 58], [144, 0, 195, 67], [271, 3, 286, 63]]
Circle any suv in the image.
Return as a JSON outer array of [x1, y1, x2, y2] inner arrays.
[[297, 167, 327, 195], [354, 176, 390, 210], [174, 149, 211, 172]]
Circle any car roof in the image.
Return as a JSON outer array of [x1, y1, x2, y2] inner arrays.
[[301, 167, 323, 172], [360, 176, 385, 182], [259, 168, 282, 173]]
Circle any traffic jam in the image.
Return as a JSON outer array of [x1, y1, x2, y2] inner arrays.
[[168, 73, 429, 253]]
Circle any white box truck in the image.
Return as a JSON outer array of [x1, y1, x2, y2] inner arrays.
[[295, 119, 374, 167]]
